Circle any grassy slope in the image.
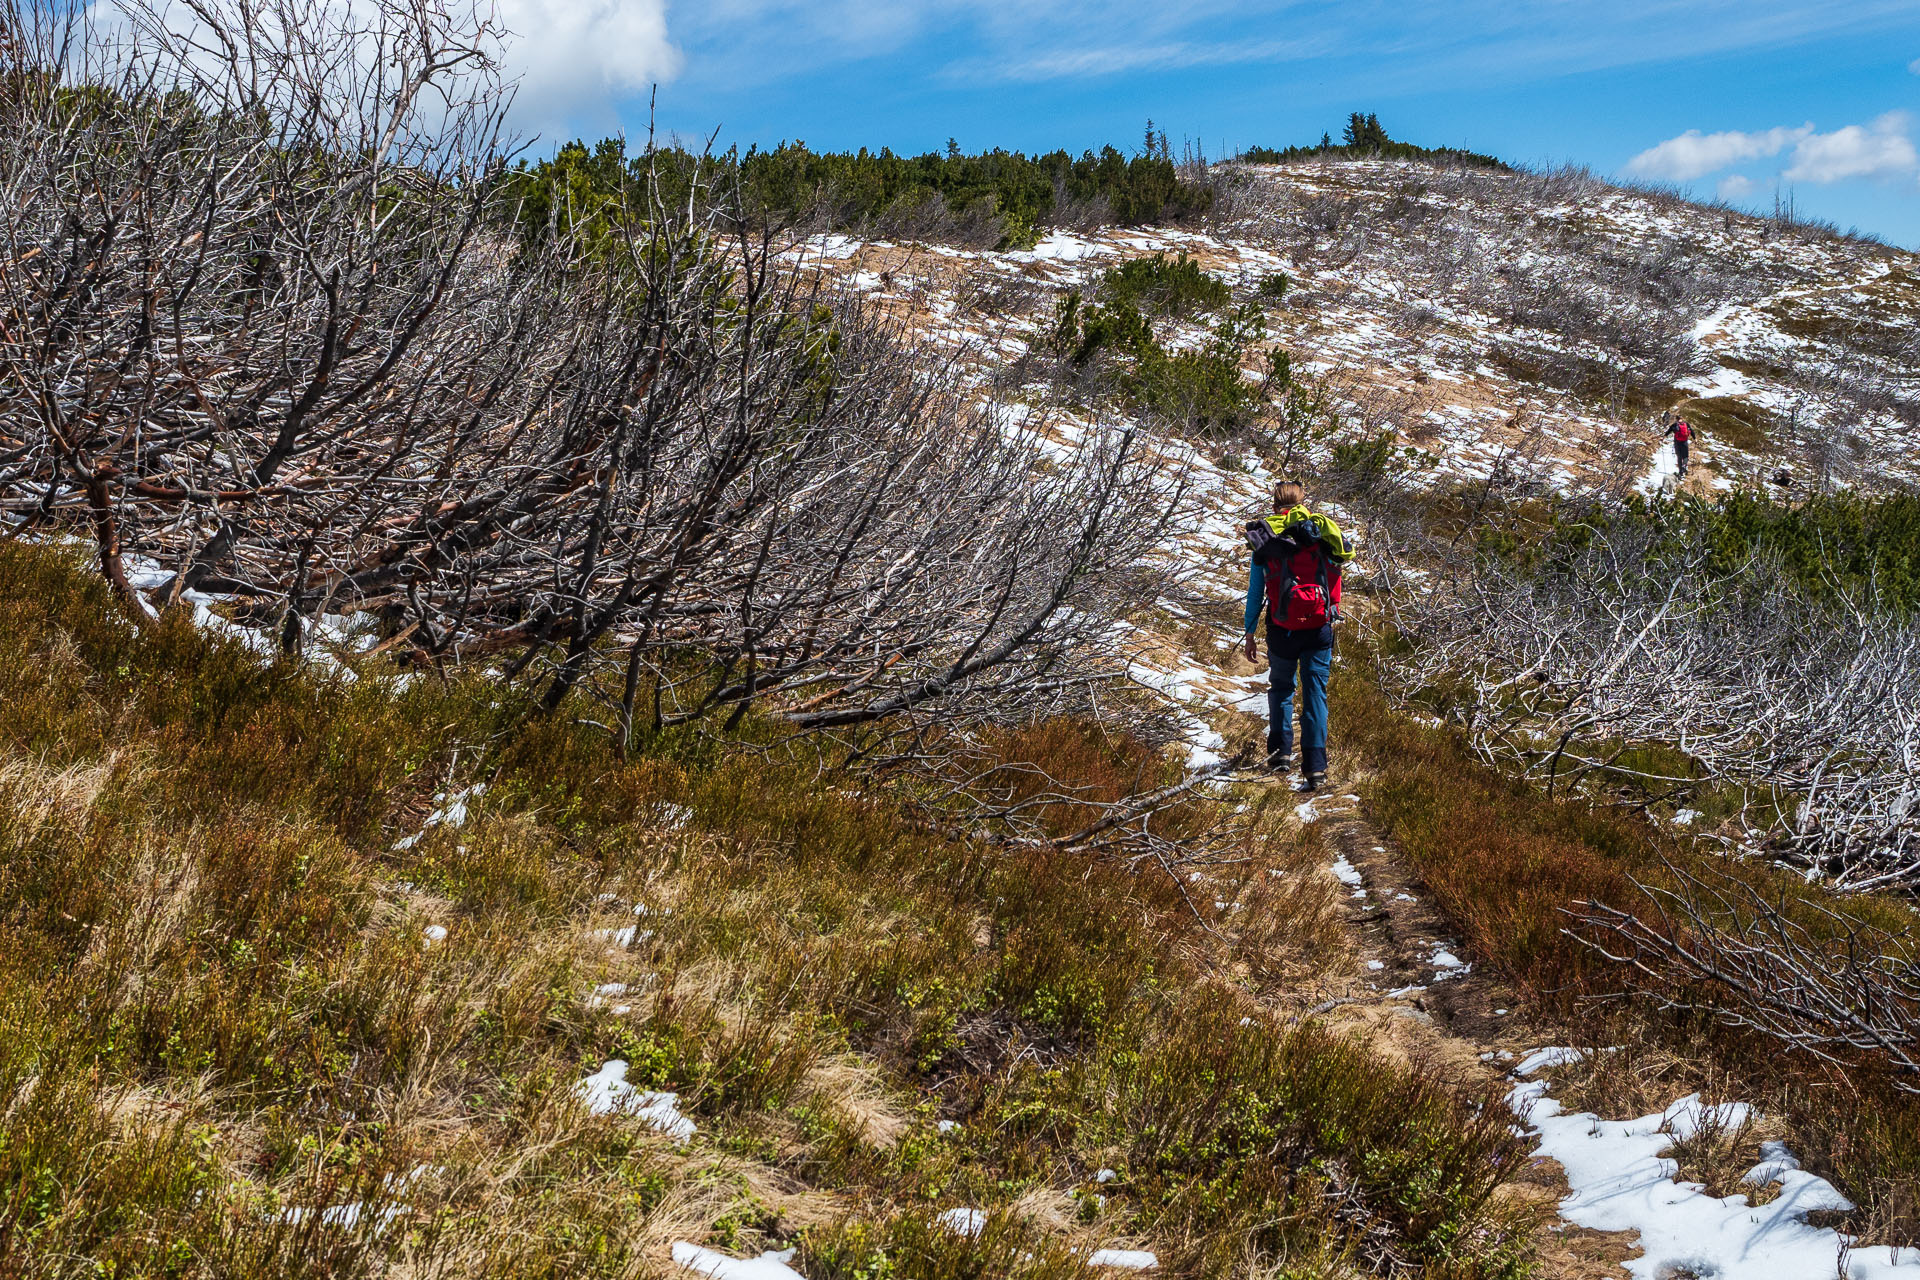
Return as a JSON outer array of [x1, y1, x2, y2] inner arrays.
[[0, 543, 1533, 1280]]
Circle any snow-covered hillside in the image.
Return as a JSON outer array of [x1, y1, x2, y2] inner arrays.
[[793, 159, 1920, 498]]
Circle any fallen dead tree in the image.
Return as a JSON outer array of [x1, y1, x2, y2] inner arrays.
[[1572, 863, 1920, 1090]]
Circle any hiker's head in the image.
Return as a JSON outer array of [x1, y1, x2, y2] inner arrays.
[[1273, 480, 1306, 510]]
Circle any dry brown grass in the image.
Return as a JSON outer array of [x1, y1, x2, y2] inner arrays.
[[1222, 807, 1352, 994], [0, 541, 1537, 1279]]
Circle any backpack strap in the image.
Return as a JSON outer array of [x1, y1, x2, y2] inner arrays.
[[1268, 541, 1292, 625], [1316, 542, 1335, 622]]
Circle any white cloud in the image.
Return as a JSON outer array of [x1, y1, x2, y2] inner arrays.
[[1626, 124, 1810, 181], [1628, 113, 1920, 189], [989, 36, 1325, 81], [1909, 56, 1920, 74], [1783, 111, 1918, 182], [91, 0, 680, 143], [496, 0, 680, 133]]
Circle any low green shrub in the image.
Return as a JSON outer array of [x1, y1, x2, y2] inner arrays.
[[1499, 488, 1920, 615], [508, 139, 1214, 252], [1047, 257, 1297, 436], [1059, 993, 1532, 1276], [1097, 253, 1232, 317]]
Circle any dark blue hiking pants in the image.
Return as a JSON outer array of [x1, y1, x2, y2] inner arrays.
[[1268, 622, 1333, 774]]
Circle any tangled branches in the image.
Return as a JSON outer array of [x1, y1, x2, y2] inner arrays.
[[1573, 864, 1920, 1089], [0, 0, 1195, 766], [1374, 506, 1920, 890]]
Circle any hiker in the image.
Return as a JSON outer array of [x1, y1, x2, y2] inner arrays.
[[1664, 416, 1692, 476], [1242, 481, 1353, 791]]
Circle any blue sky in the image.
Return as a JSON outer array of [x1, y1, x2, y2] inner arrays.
[[501, 1, 1920, 246]]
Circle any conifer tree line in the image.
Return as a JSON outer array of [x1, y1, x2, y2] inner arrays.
[[507, 129, 1213, 253], [1239, 113, 1505, 169], [507, 112, 1500, 256]]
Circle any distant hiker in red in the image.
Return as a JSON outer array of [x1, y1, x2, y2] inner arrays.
[[1664, 416, 1692, 476], [1243, 481, 1354, 791]]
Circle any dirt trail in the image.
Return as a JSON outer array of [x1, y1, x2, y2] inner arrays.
[[1283, 786, 1641, 1279]]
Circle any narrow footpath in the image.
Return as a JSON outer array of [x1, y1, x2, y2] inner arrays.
[[1292, 787, 1639, 1278]]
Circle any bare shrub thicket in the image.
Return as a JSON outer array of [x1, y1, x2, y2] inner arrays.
[[0, 0, 1196, 791], [1369, 508, 1920, 892], [1358, 495, 1920, 1098], [1772, 306, 1920, 476]]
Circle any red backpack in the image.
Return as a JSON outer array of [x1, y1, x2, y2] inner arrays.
[[1249, 515, 1340, 630], [1673, 420, 1691, 443]]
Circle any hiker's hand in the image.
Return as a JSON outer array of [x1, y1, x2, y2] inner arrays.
[[1243, 633, 1258, 663]]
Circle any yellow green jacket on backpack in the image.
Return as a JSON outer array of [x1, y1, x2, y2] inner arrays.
[[1244, 506, 1353, 633]]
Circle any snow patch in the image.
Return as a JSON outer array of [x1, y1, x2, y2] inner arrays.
[[1010, 231, 1108, 263], [393, 784, 486, 851], [281, 1166, 433, 1231], [1510, 1053, 1918, 1279], [1516, 1046, 1588, 1075], [672, 1243, 809, 1280], [574, 1060, 696, 1141], [935, 1207, 987, 1238]]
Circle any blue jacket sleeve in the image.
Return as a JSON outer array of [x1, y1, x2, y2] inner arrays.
[[1245, 557, 1265, 633]]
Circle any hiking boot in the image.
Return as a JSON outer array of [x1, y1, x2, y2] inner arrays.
[[1303, 771, 1326, 792], [1265, 750, 1290, 774]]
